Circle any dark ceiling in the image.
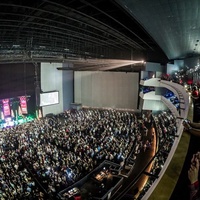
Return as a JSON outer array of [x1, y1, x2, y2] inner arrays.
[[117, 0, 200, 61], [0, 0, 198, 70]]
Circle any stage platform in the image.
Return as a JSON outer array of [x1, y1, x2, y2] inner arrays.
[[0, 114, 36, 129]]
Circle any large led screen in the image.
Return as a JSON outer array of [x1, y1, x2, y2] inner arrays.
[[40, 91, 59, 107]]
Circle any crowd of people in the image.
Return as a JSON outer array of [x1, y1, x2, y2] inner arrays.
[[137, 111, 177, 200], [152, 112, 177, 174], [0, 105, 188, 200], [0, 129, 44, 199], [0, 108, 154, 199]]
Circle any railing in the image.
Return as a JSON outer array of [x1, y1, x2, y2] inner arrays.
[[139, 80, 189, 200]]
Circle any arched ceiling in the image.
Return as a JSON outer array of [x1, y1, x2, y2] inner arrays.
[[117, 0, 200, 61], [1, 0, 197, 70]]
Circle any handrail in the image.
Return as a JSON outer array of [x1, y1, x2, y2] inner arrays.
[[140, 81, 189, 200]]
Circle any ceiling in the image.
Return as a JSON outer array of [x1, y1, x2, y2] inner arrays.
[[0, 0, 199, 71], [117, 0, 200, 60]]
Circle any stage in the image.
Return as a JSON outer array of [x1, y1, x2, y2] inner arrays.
[[0, 114, 36, 129]]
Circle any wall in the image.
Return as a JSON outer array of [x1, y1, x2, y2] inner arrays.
[[74, 71, 139, 109], [141, 62, 164, 79], [145, 62, 164, 72], [174, 60, 184, 68], [40, 62, 74, 115], [40, 62, 64, 116], [184, 56, 199, 68], [166, 63, 179, 75], [143, 99, 167, 110], [141, 71, 149, 80], [62, 67, 74, 110]]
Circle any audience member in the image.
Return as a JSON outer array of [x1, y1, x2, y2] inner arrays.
[[188, 152, 200, 200], [183, 120, 200, 137]]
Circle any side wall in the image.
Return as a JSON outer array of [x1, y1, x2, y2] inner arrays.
[[62, 69, 74, 111], [41, 63, 64, 116], [40, 62, 74, 116]]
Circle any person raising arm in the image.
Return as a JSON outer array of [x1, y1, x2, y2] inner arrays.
[[188, 152, 200, 200], [183, 120, 200, 138]]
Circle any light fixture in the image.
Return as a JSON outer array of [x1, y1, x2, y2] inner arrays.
[[39, 46, 46, 49], [12, 45, 20, 48]]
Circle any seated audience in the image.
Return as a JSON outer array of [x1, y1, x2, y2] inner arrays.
[[0, 108, 177, 199]]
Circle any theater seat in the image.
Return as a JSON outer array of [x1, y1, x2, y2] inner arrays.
[[74, 195, 82, 200]]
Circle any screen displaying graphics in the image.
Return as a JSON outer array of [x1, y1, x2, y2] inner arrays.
[[40, 91, 59, 107], [2, 99, 11, 117], [19, 96, 28, 114], [4, 117, 14, 127]]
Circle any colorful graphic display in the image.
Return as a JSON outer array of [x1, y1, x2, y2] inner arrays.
[[2, 99, 10, 117], [19, 96, 28, 114]]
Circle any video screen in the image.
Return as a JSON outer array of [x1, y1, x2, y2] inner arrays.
[[40, 91, 59, 107]]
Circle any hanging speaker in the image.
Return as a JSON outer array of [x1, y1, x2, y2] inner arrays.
[[35, 86, 40, 107]]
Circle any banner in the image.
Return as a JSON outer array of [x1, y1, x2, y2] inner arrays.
[[19, 96, 28, 114], [2, 99, 11, 117]]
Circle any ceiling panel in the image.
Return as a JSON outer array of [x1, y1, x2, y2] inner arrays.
[[117, 0, 200, 60]]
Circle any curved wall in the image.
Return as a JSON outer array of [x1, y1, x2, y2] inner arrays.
[[141, 80, 189, 200]]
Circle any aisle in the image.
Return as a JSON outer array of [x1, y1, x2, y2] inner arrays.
[[128, 127, 157, 199], [110, 126, 157, 200]]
